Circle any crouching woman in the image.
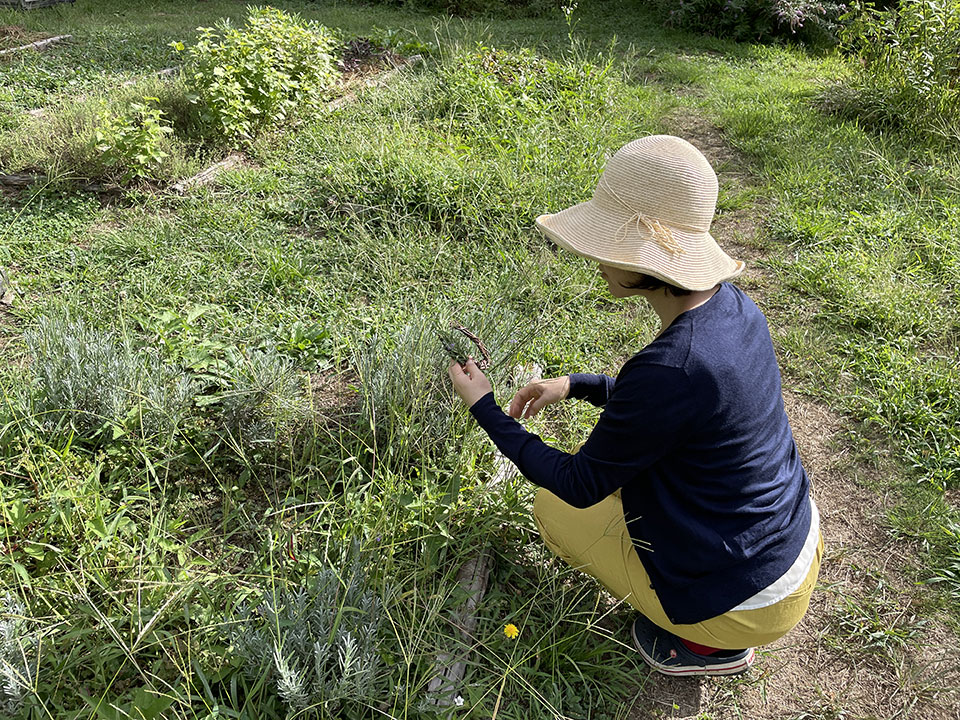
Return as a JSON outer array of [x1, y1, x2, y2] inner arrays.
[[448, 136, 822, 677]]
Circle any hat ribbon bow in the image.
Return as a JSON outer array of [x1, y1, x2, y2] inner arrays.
[[599, 176, 689, 257]]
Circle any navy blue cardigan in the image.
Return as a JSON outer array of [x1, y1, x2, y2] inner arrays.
[[470, 283, 811, 625]]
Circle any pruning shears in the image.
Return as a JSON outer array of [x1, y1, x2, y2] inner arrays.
[[438, 323, 491, 370]]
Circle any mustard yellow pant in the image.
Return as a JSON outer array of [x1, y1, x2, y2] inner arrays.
[[533, 488, 823, 649]]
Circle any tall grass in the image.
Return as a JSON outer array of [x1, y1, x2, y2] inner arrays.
[[4, 0, 960, 716]]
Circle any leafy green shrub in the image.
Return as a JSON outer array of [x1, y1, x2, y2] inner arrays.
[[230, 565, 387, 716], [95, 96, 174, 181], [175, 6, 339, 145], [835, 0, 960, 140], [24, 314, 193, 444], [653, 0, 848, 42], [0, 593, 38, 715]]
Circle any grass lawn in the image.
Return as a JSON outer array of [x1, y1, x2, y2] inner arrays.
[[1, 0, 958, 717]]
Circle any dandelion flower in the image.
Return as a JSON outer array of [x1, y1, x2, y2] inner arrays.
[[503, 623, 519, 639]]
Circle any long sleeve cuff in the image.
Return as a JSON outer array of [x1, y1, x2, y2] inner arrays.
[[567, 373, 616, 407], [466, 391, 632, 509]]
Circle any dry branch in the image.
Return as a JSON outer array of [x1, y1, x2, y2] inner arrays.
[[0, 172, 118, 195], [0, 34, 70, 57], [0, 173, 40, 189], [169, 154, 243, 195]]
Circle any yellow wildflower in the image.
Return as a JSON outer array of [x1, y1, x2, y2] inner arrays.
[[503, 623, 519, 639]]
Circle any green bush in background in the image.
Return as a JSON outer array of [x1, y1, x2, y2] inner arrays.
[[176, 6, 340, 145], [837, 0, 960, 141], [652, 0, 848, 43]]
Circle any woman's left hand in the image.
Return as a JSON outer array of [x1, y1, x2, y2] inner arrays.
[[448, 357, 493, 408]]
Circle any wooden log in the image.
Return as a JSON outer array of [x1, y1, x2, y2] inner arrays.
[[0, 0, 75, 8], [0, 268, 13, 306], [0, 172, 42, 188], [0, 172, 118, 195], [0, 34, 71, 58], [426, 547, 494, 706], [169, 154, 243, 195]]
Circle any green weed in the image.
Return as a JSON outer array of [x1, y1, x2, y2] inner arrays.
[[3, 0, 960, 717], [174, 6, 340, 145], [95, 96, 174, 182]]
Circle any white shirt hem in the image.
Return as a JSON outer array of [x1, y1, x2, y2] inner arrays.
[[730, 496, 820, 612]]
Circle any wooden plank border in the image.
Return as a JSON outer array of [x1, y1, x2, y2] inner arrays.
[[0, 34, 71, 57], [426, 547, 495, 707]]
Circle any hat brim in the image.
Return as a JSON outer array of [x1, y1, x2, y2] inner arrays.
[[536, 200, 744, 292]]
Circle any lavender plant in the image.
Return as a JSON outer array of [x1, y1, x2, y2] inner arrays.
[[230, 565, 386, 716], [24, 313, 193, 443], [220, 348, 309, 458], [0, 594, 37, 715], [354, 310, 523, 471]]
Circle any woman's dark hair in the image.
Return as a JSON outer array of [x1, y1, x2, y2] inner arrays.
[[621, 272, 692, 297]]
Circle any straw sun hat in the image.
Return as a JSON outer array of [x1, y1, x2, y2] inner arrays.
[[535, 135, 744, 291]]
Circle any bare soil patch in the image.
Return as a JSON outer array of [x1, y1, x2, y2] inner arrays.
[[309, 370, 361, 428], [624, 109, 960, 720], [337, 37, 402, 79]]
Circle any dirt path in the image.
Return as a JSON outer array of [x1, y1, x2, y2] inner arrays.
[[626, 110, 960, 720]]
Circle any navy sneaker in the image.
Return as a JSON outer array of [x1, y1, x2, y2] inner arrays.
[[630, 615, 754, 677]]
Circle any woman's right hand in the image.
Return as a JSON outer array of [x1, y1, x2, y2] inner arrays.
[[508, 376, 571, 419]]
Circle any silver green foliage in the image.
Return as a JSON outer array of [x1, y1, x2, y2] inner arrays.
[[231, 568, 385, 715], [24, 314, 193, 441], [354, 310, 523, 466], [221, 350, 307, 443], [0, 593, 37, 715]]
